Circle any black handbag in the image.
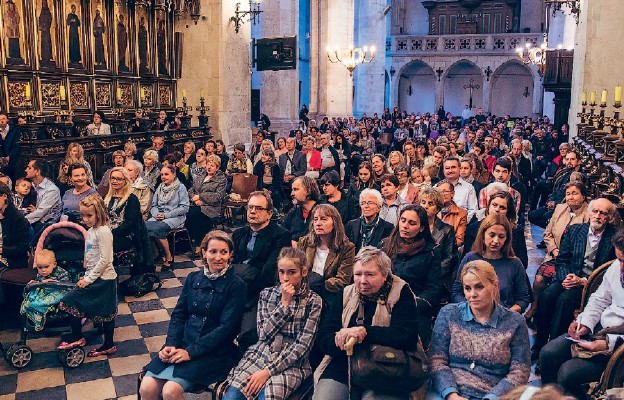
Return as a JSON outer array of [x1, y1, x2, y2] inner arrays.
[[349, 303, 429, 394], [119, 273, 162, 297]]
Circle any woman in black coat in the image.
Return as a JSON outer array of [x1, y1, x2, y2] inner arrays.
[[105, 168, 153, 276], [140, 230, 246, 399], [0, 182, 30, 269], [381, 204, 441, 347]]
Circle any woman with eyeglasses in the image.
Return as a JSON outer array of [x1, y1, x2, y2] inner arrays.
[[318, 170, 356, 225], [106, 167, 153, 275], [345, 189, 394, 253], [394, 163, 419, 204]]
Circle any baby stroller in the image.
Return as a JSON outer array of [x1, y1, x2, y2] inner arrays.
[[3, 220, 88, 369]]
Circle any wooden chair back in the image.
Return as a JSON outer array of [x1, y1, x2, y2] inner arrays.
[[379, 132, 392, 146], [231, 173, 259, 201], [580, 259, 615, 312]]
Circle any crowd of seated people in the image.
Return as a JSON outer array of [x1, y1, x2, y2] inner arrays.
[[1, 108, 624, 400]]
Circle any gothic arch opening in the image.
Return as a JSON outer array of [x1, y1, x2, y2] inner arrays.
[[398, 60, 435, 113], [444, 60, 483, 116], [490, 61, 534, 117]]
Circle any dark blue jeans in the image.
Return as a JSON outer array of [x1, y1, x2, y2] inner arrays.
[[540, 334, 608, 398]]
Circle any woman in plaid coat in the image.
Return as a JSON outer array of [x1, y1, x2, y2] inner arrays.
[[223, 247, 322, 400]]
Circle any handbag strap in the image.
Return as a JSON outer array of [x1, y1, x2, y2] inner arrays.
[[356, 301, 365, 326]]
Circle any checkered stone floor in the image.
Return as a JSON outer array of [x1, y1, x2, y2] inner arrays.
[[0, 255, 206, 400]]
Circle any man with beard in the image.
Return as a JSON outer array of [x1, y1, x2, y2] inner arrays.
[[533, 198, 617, 358]]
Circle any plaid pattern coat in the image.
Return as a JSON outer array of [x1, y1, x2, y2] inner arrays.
[[227, 285, 322, 399]]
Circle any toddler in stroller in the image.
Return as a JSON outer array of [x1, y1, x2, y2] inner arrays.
[[3, 220, 89, 369]]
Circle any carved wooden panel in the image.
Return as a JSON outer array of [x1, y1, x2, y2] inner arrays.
[[425, 0, 515, 35], [158, 85, 170, 107], [140, 84, 154, 107], [95, 82, 112, 107], [41, 81, 61, 108], [7, 81, 30, 108], [69, 81, 89, 108], [119, 83, 133, 106]]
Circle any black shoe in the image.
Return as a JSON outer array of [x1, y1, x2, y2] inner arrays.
[[536, 240, 547, 249]]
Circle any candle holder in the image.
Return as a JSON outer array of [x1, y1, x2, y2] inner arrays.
[[53, 109, 74, 123], [195, 96, 210, 127], [176, 97, 192, 116], [588, 103, 597, 127], [597, 103, 608, 130], [579, 101, 588, 124]]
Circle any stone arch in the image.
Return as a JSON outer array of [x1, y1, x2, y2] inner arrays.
[[396, 60, 436, 113], [443, 59, 484, 116], [490, 60, 536, 117]]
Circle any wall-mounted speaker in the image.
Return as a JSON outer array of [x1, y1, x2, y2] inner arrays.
[[255, 36, 297, 71]]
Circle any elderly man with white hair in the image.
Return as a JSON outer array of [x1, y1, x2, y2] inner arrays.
[[345, 188, 394, 252], [533, 198, 618, 358]]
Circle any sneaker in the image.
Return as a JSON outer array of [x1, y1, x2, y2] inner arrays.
[[87, 346, 117, 357], [57, 337, 86, 350]]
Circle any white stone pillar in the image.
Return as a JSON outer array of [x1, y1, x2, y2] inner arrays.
[[353, 0, 386, 118], [256, 0, 299, 134], [175, 0, 252, 146], [435, 76, 444, 111]]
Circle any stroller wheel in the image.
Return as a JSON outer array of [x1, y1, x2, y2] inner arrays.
[[6, 344, 33, 369], [59, 347, 85, 368]]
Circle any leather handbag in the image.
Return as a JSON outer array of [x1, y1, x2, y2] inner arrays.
[[349, 303, 428, 394]]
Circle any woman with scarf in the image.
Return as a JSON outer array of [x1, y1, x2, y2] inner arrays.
[[140, 231, 247, 400], [105, 167, 153, 276], [419, 187, 458, 298], [222, 247, 322, 400], [253, 148, 283, 210], [345, 189, 394, 253], [145, 164, 190, 269], [381, 204, 441, 347], [313, 246, 420, 400]]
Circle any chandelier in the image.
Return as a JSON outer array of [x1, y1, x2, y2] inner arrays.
[[516, 34, 549, 76], [326, 46, 375, 76], [545, 0, 581, 24]]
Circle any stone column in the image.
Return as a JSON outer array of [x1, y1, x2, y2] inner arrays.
[[310, 0, 355, 118], [352, 0, 386, 118], [175, 0, 251, 146], [255, 0, 299, 135], [435, 75, 444, 111], [569, 0, 624, 137]]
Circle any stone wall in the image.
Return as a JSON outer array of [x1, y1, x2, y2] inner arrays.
[[568, 0, 624, 137], [175, 0, 251, 146]]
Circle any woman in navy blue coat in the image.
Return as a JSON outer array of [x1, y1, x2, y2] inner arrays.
[[140, 230, 246, 399]]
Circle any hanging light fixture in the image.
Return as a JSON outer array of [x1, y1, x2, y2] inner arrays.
[[326, 45, 375, 76]]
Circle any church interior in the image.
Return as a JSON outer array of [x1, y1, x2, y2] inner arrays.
[[1, 0, 624, 399]]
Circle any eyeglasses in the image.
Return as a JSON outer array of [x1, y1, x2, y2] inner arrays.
[[110, 176, 125, 181], [395, 173, 408, 178], [360, 201, 379, 207], [247, 205, 269, 212]]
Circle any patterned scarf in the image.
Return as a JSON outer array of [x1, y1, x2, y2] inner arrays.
[[396, 235, 426, 257], [156, 178, 180, 205], [203, 264, 230, 280], [358, 274, 393, 305], [359, 215, 380, 247]]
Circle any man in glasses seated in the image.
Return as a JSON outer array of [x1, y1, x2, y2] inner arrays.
[[231, 190, 291, 351]]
